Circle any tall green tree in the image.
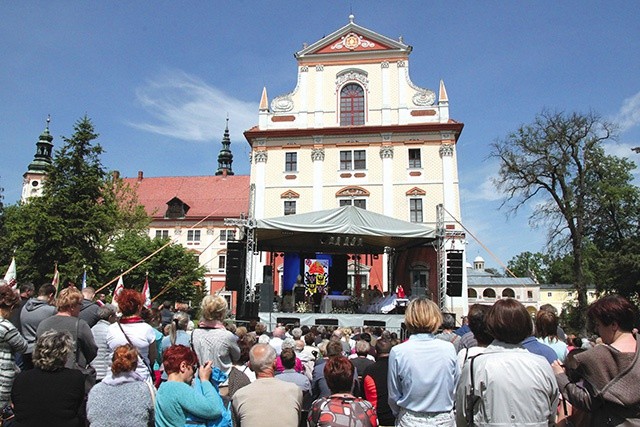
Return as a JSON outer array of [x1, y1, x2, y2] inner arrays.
[[101, 232, 206, 306], [506, 251, 550, 283], [2, 116, 148, 284], [491, 110, 617, 331]]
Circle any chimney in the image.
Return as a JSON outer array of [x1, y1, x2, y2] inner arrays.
[[137, 170, 143, 181]]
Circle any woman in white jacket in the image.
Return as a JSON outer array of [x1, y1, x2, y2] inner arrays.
[[455, 298, 559, 427]]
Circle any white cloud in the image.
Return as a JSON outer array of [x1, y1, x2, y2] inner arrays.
[[129, 70, 258, 142], [614, 91, 640, 132], [604, 141, 640, 158], [460, 162, 503, 202]]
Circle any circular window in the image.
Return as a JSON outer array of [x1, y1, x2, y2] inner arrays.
[[31, 180, 39, 187]]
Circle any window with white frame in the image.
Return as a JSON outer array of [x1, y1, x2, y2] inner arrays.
[[218, 255, 226, 270], [220, 230, 236, 242], [285, 152, 297, 172], [155, 230, 169, 239], [408, 148, 421, 168], [284, 200, 296, 215], [340, 199, 366, 209], [187, 230, 201, 243], [339, 150, 366, 170], [409, 198, 423, 223]]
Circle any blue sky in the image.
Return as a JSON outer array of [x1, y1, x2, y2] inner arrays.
[[1, 2, 639, 271]]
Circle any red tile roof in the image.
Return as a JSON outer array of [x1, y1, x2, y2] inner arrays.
[[123, 175, 250, 219]]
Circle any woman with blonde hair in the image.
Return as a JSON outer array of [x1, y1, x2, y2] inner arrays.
[[191, 295, 240, 375], [87, 344, 154, 426], [388, 297, 458, 426], [35, 286, 98, 391]]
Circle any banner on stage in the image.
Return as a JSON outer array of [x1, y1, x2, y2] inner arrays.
[[304, 259, 329, 295]]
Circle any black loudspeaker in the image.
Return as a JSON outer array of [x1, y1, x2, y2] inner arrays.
[[446, 251, 463, 297], [237, 301, 259, 321], [316, 318, 339, 326], [363, 320, 386, 327], [332, 255, 348, 294], [259, 266, 274, 312], [294, 285, 306, 306], [276, 317, 300, 327], [226, 242, 246, 291]]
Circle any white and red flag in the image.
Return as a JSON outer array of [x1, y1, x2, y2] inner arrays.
[[142, 274, 152, 308], [3, 257, 17, 289]]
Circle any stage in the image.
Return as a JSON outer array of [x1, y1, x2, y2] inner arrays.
[[258, 311, 406, 332]]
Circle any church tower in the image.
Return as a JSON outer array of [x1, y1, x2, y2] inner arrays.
[[22, 116, 54, 202], [215, 118, 234, 176]]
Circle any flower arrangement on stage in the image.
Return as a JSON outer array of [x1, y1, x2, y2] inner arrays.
[[331, 296, 363, 314], [296, 301, 311, 313]]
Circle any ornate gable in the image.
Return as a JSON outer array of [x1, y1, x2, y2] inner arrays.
[[405, 187, 426, 196], [336, 186, 370, 198], [295, 16, 410, 60], [280, 190, 300, 199]]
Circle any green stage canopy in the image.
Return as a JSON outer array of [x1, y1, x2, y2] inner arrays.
[[255, 205, 436, 254]]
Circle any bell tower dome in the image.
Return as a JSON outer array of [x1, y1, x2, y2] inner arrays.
[[22, 116, 54, 202]]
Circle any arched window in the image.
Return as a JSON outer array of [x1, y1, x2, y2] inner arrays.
[[483, 288, 496, 299], [502, 288, 515, 298], [340, 83, 365, 126], [468, 288, 478, 299]]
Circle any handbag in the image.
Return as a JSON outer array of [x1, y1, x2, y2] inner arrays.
[[465, 354, 483, 427], [73, 318, 97, 394]]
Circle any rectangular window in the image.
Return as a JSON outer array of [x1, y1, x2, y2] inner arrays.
[[187, 230, 201, 242], [410, 199, 423, 223], [284, 201, 296, 215], [339, 150, 366, 170], [218, 255, 226, 270], [408, 148, 421, 168], [567, 292, 573, 297], [353, 150, 366, 170], [340, 151, 352, 170], [285, 152, 297, 172], [341, 199, 366, 209], [155, 230, 169, 239], [527, 291, 533, 299], [220, 230, 235, 242], [547, 292, 552, 297]]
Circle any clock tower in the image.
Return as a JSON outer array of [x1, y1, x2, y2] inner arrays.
[[22, 117, 54, 202]]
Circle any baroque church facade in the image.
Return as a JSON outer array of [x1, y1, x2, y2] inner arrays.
[[245, 16, 468, 312]]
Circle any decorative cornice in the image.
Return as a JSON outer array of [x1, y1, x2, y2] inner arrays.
[[439, 144, 454, 157], [311, 148, 325, 161], [254, 150, 268, 163], [397, 60, 405, 68], [316, 64, 324, 72], [336, 186, 370, 198], [381, 61, 389, 69], [300, 66, 309, 72], [379, 145, 394, 159]]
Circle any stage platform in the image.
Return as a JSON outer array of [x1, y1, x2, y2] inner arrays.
[[258, 312, 405, 331]]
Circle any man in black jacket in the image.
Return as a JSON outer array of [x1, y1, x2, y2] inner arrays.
[[362, 339, 396, 426]]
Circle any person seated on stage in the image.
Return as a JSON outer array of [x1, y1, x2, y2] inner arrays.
[[395, 285, 406, 299]]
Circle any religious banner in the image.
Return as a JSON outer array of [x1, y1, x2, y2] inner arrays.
[[304, 258, 329, 295]]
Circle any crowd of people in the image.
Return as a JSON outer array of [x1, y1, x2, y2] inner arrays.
[[0, 279, 637, 426]]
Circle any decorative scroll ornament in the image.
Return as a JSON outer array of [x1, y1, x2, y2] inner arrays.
[[379, 146, 394, 159], [381, 61, 389, 69], [316, 64, 324, 71], [336, 186, 370, 197], [300, 66, 309, 72], [413, 90, 436, 106], [439, 144, 454, 157], [331, 32, 376, 51], [311, 148, 325, 161], [335, 70, 369, 92], [271, 94, 294, 112], [254, 150, 268, 163]]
